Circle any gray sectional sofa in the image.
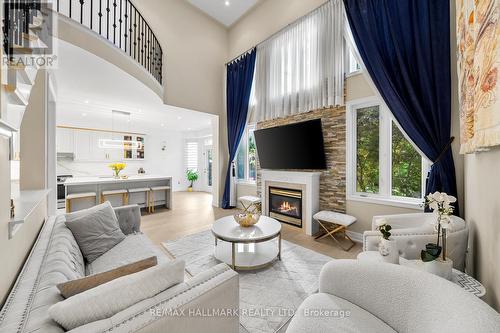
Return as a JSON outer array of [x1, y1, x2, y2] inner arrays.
[[0, 205, 239, 333]]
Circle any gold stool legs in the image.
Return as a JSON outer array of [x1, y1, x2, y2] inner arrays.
[[315, 220, 355, 251]]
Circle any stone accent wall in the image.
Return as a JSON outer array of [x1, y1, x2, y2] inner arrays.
[[256, 106, 346, 213]]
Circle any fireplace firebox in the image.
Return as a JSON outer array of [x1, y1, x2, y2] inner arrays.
[[268, 187, 302, 227]]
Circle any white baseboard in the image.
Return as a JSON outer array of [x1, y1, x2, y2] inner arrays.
[[346, 230, 363, 243]]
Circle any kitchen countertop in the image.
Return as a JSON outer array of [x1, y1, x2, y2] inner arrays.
[[64, 175, 172, 186]]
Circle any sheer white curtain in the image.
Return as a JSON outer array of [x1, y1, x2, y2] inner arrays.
[[251, 0, 345, 122]]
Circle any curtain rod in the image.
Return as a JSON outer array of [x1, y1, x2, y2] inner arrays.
[[224, 0, 331, 66]]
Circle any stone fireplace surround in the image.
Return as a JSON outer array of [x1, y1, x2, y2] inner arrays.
[[261, 170, 321, 236], [256, 106, 347, 235]]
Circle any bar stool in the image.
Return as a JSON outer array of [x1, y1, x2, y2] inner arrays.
[[149, 186, 171, 213], [101, 189, 128, 206], [128, 187, 151, 212], [66, 192, 97, 213]]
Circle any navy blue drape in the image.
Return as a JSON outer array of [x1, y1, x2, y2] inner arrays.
[[344, 0, 459, 214], [222, 49, 257, 209]]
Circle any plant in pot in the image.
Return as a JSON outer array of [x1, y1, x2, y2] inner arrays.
[[421, 191, 456, 280], [109, 162, 126, 179], [376, 219, 398, 264], [186, 169, 199, 192]]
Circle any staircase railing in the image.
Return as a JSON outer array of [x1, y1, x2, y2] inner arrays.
[[55, 0, 163, 84]]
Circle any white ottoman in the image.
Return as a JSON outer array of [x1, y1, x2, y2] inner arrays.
[[313, 211, 357, 251], [238, 196, 261, 213]]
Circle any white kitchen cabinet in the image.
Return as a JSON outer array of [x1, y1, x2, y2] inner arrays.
[[59, 127, 145, 162], [91, 131, 111, 161], [73, 130, 93, 161], [56, 128, 74, 153]]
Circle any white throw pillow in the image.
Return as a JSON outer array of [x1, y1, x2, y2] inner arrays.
[[48, 259, 185, 330]]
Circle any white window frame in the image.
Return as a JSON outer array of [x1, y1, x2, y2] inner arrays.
[[184, 140, 199, 172], [346, 46, 362, 77], [346, 97, 430, 209], [235, 124, 257, 184]]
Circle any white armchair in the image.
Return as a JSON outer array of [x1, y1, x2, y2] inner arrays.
[[363, 213, 469, 271]]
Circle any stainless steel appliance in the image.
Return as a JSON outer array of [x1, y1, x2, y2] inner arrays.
[[57, 175, 72, 209]]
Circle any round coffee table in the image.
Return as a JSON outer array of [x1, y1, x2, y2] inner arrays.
[[211, 215, 282, 270]]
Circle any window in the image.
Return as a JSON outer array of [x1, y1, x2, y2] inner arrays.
[[347, 47, 361, 74], [347, 98, 429, 208], [236, 125, 257, 183], [184, 141, 199, 172]]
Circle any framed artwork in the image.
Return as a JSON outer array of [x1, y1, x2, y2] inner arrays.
[[457, 0, 500, 153]]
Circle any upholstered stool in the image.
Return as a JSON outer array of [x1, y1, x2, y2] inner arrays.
[[101, 189, 128, 206], [65, 192, 97, 213], [313, 211, 357, 251], [238, 196, 261, 214], [150, 186, 171, 212], [128, 187, 151, 212]]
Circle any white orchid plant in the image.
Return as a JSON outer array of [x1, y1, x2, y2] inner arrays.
[[421, 191, 457, 262]]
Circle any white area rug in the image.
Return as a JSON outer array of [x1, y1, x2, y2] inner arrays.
[[162, 230, 332, 333]]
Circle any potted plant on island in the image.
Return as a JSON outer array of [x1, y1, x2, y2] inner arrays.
[[186, 169, 199, 192], [109, 162, 126, 179], [421, 191, 456, 280], [376, 218, 399, 264]]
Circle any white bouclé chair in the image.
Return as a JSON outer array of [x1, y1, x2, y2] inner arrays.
[[363, 213, 469, 271], [286, 260, 500, 333]]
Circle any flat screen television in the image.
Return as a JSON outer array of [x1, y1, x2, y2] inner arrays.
[[254, 119, 327, 170]]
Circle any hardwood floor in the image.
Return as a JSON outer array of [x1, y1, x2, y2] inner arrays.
[[142, 191, 362, 260]]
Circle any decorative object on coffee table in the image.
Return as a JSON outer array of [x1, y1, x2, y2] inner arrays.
[[233, 212, 260, 227], [421, 191, 457, 280], [211, 215, 281, 270], [313, 211, 357, 251], [375, 218, 399, 264]]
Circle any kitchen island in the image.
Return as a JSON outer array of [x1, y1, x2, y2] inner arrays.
[[64, 175, 172, 212]]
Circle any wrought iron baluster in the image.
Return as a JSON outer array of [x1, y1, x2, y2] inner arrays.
[[112, 0, 116, 44], [98, 0, 102, 35], [79, 0, 84, 24], [106, 0, 109, 39], [118, 0, 122, 49], [140, 15, 144, 66], [90, 0, 93, 30], [133, 7, 136, 60], [57, 0, 60, 12], [69, 0, 72, 18], [123, 0, 127, 52]]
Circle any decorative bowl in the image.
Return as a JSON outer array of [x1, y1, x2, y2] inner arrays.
[[233, 213, 260, 227]]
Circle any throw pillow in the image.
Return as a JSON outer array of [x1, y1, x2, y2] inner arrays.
[[65, 201, 118, 222], [57, 256, 158, 298], [49, 259, 185, 331], [65, 201, 126, 263]]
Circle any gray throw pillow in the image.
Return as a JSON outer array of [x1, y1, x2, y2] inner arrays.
[[65, 202, 126, 263]]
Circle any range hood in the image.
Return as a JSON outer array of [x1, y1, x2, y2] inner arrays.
[[57, 152, 75, 160]]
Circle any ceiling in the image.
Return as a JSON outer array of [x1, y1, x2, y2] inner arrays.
[[53, 40, 215, 133], [188, 0, 259, 27]]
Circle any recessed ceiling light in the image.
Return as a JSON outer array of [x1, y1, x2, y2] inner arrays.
[[187, 127, 192, 130], [138, 109, 142, 113], [161, 123, 165, 127], [82, 113, 87, 117], [84, 100, 89, 104], [177, 116, 182, 120], [225, 1, 230, 6]]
